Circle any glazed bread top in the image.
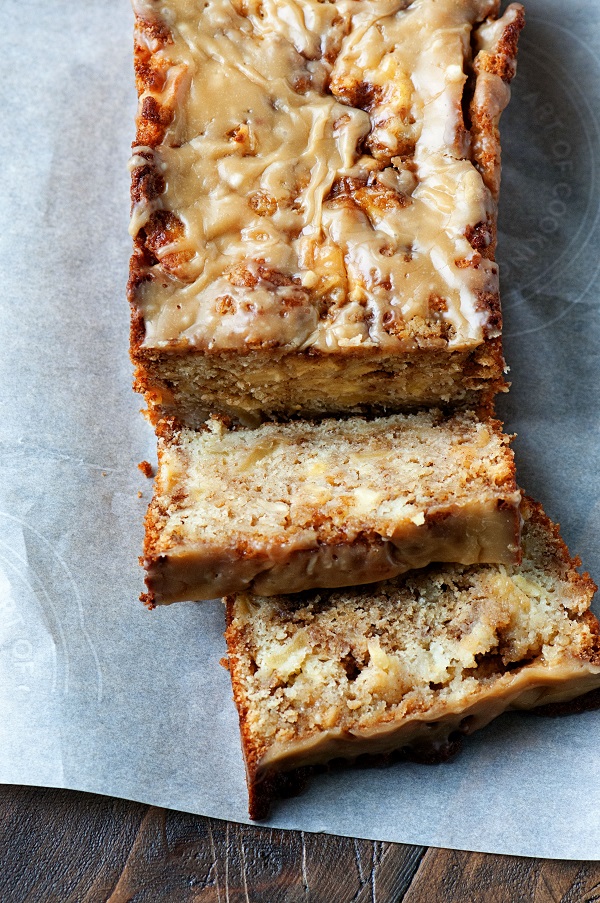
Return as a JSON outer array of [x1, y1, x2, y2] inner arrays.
[[130, 0, 524, 354]]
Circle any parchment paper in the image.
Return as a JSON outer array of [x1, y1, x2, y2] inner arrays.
[[2, 0, 600, 860]]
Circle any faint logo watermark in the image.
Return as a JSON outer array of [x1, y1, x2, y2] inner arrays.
[[498, 19, 600, 336], [0, 513, 102, 701]]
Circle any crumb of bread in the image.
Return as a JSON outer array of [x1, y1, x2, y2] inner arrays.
[[138, 460, 154, 478]]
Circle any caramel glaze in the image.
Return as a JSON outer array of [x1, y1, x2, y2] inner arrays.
[[129, 0, 524, 356]]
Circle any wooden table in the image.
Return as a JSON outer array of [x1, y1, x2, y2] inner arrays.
[[1, 785, 599, 901]]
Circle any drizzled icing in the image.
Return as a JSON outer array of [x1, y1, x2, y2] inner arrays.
[[131, 0, 505, 352]]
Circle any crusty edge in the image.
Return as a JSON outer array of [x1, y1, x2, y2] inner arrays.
[[519, 497, 598, 599], [129, 11, 171, 381], [225, 599, 271, 820], [470, 3, 526, 200]]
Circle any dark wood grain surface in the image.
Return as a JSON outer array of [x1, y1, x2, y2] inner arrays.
[[1, 786, 600, 902]]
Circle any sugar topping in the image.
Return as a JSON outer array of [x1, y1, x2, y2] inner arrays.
[[131, 0, 509, 352]]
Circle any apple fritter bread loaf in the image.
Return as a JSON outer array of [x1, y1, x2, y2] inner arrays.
[[129, 0, 524, 426], [142, 411, 520, 604], [225, 500, 600, 818]]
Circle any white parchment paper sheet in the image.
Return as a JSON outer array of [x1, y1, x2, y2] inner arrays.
[[1, 0, 600, 860]]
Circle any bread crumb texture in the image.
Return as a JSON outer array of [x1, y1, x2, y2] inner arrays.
[[150, 411, 517, 552], [226, 505, 598, 751]]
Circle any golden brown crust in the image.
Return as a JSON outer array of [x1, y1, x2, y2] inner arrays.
[[224, 601, 266, 817], [132, 15, 176, 148], [130, 158, 164, 218], [470, 4, 526, 198], [519, 497, 597, 599]]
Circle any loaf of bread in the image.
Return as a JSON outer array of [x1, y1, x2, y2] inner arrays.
[[142, 411, 521, 604], [225, 500, 600, 818], [126, 2, 600, 832], [129, 0, 524, 427]]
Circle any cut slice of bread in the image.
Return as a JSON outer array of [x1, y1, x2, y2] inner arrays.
[[225, 499, 600, 819], [142, 411, 521, 605]]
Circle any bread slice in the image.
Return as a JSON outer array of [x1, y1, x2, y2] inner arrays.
[[129, 0, 524, 427], [142, 411, 521, 605], [225, 500, 600, 819]]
